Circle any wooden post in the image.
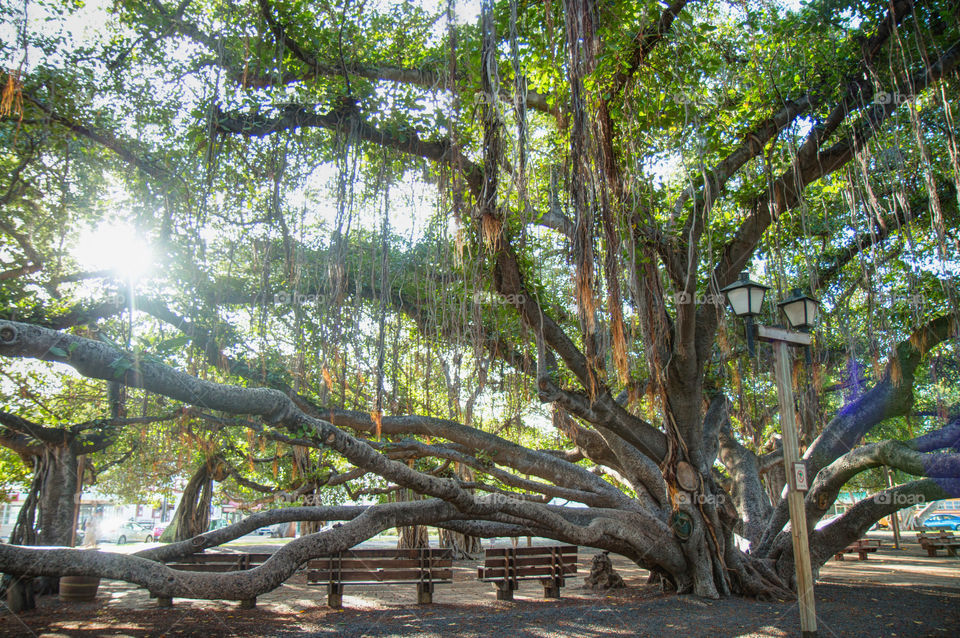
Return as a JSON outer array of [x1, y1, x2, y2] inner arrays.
[[417, 582, 433, 604], [885, 466, 902, 550], [770, 338, 818, 638], [326, 583, 343, 609]]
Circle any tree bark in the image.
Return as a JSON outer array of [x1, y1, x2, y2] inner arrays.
[[160, 457, 228, 543]]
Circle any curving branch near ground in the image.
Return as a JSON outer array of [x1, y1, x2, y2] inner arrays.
[[808, 478, 960, 572], [753, 314, 959, 555]]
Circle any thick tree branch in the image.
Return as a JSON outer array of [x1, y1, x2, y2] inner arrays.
[[610, 0, 691, 99], [700, 38, 960, 370], [20, 92, 181, 189], [809, 479, 960, 568], [215, 103, 483, 193]]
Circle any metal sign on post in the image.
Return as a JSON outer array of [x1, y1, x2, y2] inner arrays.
[[793, 462, 809, 491]]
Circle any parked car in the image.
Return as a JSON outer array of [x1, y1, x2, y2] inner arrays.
[[99, 521, 154, 544], [253, 526, 274, 536], [922, 514, 960, 530]]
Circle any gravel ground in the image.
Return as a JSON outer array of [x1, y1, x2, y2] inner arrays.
[[2, 581, 957, 637], [3, 535, 957, 637]]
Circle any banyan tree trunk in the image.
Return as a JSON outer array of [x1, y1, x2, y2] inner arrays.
[[36, 446, 80, 547], [438, 527, 482, 558], [3, 445, 81, 608], [8, 461, 42, 547], [160, 457, 228, 542], [299, 518, 322, 535], [396, 488, 430, 549], [437, 464, 481, 557], [292, 446, 322, 535], [10, 445, 80, 547]]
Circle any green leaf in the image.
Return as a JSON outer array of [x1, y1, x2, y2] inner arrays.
[[157, 335, 192, 352]]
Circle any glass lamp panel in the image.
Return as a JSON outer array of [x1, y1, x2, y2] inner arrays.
[[747, 287, 767, 315], [782, 299, 808, 329], [726, 287, 752, 317], [804, 298, 819, 324]]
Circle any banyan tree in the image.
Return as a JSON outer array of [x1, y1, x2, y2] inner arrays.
[[0, 0, 959, 604]]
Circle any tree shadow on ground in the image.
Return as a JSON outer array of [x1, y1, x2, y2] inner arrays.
[[0, 583, 957, 637]]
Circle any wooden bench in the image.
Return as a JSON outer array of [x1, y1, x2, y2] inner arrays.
[[917, 531, 960, 557], [834, 539, 882, 561], [158, 552, 272, 608], [306, 548, 453, 609], [478, 545, 577, 600]]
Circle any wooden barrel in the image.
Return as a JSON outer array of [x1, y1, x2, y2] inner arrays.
[[59, 576, 100, 602]]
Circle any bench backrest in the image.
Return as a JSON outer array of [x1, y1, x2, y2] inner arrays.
[[918, 531, 955, 541], [481, 545, 577, 581], [166, 552, 272, 572], [307, 548, 453, 584]]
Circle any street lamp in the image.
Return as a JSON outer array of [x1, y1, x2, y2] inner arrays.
[[779, 288, 820, 332], [720, 271, 770, 356], [724, 278, 820, 638]]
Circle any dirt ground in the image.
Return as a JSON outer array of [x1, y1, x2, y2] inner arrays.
[[1, 532, 957, 637]]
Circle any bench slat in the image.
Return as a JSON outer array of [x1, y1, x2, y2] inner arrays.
[[315, 580, 452, 586], [307, 569, 453, 583], [483, 555, 576, 569], [317, 548, 453, 560], [479, 564, 577, 580], [484, 545, 577, 557], [308, 558, 452, 570]]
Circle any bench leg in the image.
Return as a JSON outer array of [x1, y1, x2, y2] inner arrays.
[[495, 582, 514, 601], [5, 577, 35, 613], [327, 584, 343, 609], [858, 551, 868, 560], [417, 583, 434, 605], [834, 553, 844, 561], [239, 598, 256, 609], [543, 582, 561, 599], [926, 547, 937, 557], [157, 596, 173, 608]]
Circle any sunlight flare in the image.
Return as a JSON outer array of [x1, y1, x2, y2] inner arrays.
[[73, 222, 154, 281]]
